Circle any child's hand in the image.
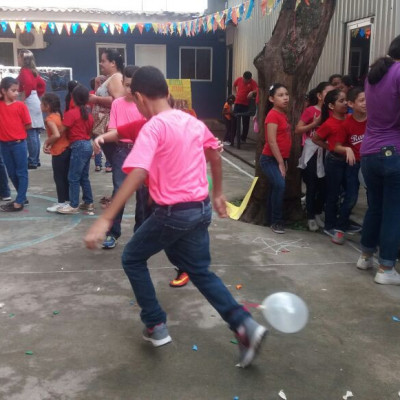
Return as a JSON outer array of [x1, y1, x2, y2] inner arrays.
[[213, 194, 228, 218], [93, 136, 104, 154], [216, 140, 224, 153], [345, 147, 356, 166], [43, 142, 51, 154], [84, 216, 111, 249]]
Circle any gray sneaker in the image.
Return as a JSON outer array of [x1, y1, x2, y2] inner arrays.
[[143, 323, 172, 347], [235, 318, 268, 368]]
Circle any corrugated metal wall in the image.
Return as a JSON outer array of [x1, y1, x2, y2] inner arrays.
[[227, 0, 398, 89]]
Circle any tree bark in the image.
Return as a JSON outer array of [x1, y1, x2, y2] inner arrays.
[[240, 0, 336, 225]]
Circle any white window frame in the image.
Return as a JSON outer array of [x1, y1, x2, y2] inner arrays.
[[95, 43, 127, 76], [0, 38, 18, 66], [344, 17, 375, 76], [179, 46, 213, 82]]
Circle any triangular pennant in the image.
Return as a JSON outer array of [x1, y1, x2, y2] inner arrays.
[[8, 22, 16, 34], [55, 22, 64, 35], [137, 23, 144, 34], [232, 7, 238, 25], [109, 23, 115, 34], [152, 23, 158, 33], [238, 4, 244, 21], [25, 21, 32, 32], [144, 23, 152, 32], [91, 23, 99, 33], [80, 23, 88, 34], [219, 11, 226, 29], [48, 22, 56, 34], [1, 21, 8, 32], [17, 22, 25, 32], [40, 22, 48, 34], [212, 14, 218, 32], [245, 0, 255, 20], [115, 24, 122, 34], [71, 23, 79, 34], [33, 22, 42, 33], [128, 23, 136, 33], [122, 23, 129, 34], [101, 23, 109, 34], [65, 23, 71, 36]]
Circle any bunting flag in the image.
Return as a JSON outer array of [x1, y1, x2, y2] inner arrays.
[[0, 1, 321, 38]]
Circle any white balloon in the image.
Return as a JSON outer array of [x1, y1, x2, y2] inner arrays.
[[261, 292, 309, 333]]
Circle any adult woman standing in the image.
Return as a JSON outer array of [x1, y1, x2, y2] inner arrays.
[[356, 35, 400, 285], [89, 49, 125, 173], [17, 49, 46, 169]]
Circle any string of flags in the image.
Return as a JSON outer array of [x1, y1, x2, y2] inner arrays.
[[351, 27, 371, 40], [0, 0, 318, 37]]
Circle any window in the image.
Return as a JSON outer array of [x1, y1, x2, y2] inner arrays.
[[0, 39, 17, 66], [96, 43, 126, 76], [180, 47, 212, 81], [135, 44, 167, 77]]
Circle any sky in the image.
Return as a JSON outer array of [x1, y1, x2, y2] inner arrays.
[[3, 0, 208, 13]]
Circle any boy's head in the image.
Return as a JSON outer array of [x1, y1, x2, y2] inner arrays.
[[122, 65, 139, 98], [130, 66, 169, 117], [243, 71, 252, 82], [227, 95, 235, 104], [328, 74, 343, 89], [347, 87, 366, 114]]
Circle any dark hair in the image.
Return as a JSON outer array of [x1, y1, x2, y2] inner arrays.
[[321, 88, 342, 123], [347, 86, 364, 103], [90, 77, 96, 91], [103, 49, 124, 72], [266, 83, 288, 114], [307, 88, 318, 106], [328, 74, 342, 84], [41, 93, 62, 118], [243, 71, 252, 80], [342, 75, 353, 88], [0, 77, 18, 100], [72, 85, 89, 120], [131, 66, 169, 99], [123, 65, 139, 78], [368, 35, 400, 84], [65, 80, 79, 111], [227, 94, 235, 102]]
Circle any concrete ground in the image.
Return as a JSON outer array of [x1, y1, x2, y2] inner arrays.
[[1, 141, 400, 400]]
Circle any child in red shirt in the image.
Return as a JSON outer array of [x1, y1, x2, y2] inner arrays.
[[57, 85, 94, 215], [259, 83, 291, 234], [0, 77, 31, 211]]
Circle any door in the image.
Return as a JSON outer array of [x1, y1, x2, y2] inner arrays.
[[135, 44, 167, 77], [344, 18, 374, 85]]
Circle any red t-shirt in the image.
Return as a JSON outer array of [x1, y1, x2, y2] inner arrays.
[[316, 116, 345, 152], [63, 107, 94, 143], [18, 68, 46, 98], [300, 106, 321, 139], [336, 115, 366, 161], [233, 77, 258, 106], [0, 100, 31, 141], [262, 109, 292, 159], [117, 119, 147, 142]]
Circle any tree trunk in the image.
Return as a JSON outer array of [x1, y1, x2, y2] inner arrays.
[[240, 0, 336, 225]]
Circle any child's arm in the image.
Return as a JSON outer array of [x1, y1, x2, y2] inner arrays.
[[267, 123, 286, 178], [25, 123, 32, 130], [334, 143, 356, 166], [93, 129, 119, 153], [85, 168, 148, 249], [312, 133, 329, 150], [204, 148, 228, 218], [43, 120, 61, 153], [295, 114, 320, 135]]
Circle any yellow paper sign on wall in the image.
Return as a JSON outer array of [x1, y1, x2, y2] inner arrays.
[[167, 79, 192, 110]]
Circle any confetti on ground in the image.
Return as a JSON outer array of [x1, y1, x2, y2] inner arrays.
[[236, 284, 243, 290], [9, 313, 15, 318], [25, 351, 34, 355], [53, 311, 60, 315], [280, 249, 290, 253], [230, 339, 238, 344], [343, 391, 353, 400], [0, 303, 4, 309], [129, 300, 135, 306], [279, 390, 287, 399], [192, 345, 198, 351], [96, 287, 101, 292], [234, 397, 239, 400], [392, 316, 400, 322]]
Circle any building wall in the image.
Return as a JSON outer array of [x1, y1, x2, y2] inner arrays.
[[227, 0, 399, 89], [1, 29, 226, 118]]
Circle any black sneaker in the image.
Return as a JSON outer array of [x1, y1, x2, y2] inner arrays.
[[271, 223, 285, 234], [28, 164, 37, 170], [0, 201, 23, 212], [235, 318, 268, 368]]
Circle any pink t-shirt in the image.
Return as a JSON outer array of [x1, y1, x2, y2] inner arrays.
[[109, 97, 143, 143], [122, 109, 219, 205]]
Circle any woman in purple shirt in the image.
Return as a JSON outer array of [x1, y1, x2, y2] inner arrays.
[[356, 35, 400, 285]]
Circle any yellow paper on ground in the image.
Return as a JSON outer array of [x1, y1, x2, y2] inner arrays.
[[226, 177, 258, 220]]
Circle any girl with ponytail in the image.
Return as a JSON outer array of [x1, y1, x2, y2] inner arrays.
[[57, 85, 94, 215]]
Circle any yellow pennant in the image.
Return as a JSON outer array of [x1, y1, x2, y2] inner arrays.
[[80, 23, 88, 34], [8, 21, 17, 34]]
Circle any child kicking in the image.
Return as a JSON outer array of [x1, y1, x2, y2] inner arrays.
[[85, 66, 267, 368]]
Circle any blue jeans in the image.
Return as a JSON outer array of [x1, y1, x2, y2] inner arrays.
[[94, 151, 102, 168], [0, 140, 28, 204], [68, 140, 93, 208], [121, 199, 250, 329], [324, 152, 360, 231], [360, 152, 400, 267], [0, 143, 11, 198], [107, 145, 130, 238], [26, 128, 41, 166], [134, 185, 152, 232], [259, 155, 285, 224]]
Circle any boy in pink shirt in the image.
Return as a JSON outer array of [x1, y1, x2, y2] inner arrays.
[[85, 66, 267, 368]]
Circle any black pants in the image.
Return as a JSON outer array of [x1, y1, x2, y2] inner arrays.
[[101, 142, 117, 167], [223, 118, 233, 143], [52, 148, 71, 203], [233, 104, 250, 141], [302, 152, 326, 219]]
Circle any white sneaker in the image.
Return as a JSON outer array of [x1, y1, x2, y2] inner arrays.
[[315, 214, 325, 228], [57, 204, 79, 215], [222, 141, 231, 146], [356, 255, 373, 270], [47, 203, 65, 213], [374, 268, 400, 285], [307, 219, 318, 232]]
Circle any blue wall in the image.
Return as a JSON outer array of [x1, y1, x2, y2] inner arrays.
[[29, 29, 226, 119]]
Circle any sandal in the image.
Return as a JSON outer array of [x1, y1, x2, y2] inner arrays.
[[0, 201, 24, 212]]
